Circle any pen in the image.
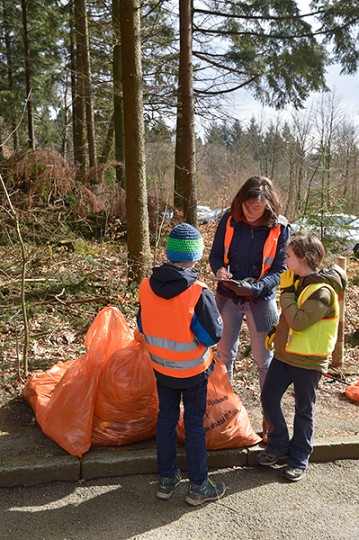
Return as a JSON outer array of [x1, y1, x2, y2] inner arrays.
[[227, 265, 230, 276]]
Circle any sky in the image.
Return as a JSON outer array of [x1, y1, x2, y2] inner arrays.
[[192, 1, 359, 137], [211, 0, 359, 131], [227, 63, 359, 130]]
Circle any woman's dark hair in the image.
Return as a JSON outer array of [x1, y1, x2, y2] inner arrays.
[[289, 235, 325, 271], [230, 176, 281, 224]]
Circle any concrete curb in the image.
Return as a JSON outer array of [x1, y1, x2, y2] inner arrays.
[[0, 455, 80, 487], [310, 436, 359, 462], [1, 436, 358, 488]]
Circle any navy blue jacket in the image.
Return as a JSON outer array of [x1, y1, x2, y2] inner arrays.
[[209, 212, 290, 301]]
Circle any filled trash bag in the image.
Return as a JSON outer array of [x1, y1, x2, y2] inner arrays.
[[177, 359, 261, 450], [22, 359, 76, 418], [22, 306, 134, 457], [37, 346, 103, 457], [92, 330, 158, 446], [345, 380, 359, 403], [23, 306, 261, 457]]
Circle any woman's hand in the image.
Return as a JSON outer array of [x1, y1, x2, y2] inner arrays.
[[224, 280, 253, 296], [216, 266, 232, 279]]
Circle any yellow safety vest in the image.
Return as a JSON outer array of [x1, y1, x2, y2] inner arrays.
[[285, 283, 339, 357]]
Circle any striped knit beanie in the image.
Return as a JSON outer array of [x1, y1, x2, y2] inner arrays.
[[166, 223, 204, 262]]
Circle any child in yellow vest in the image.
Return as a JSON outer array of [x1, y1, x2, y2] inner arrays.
[[258, 234, 347, 481]]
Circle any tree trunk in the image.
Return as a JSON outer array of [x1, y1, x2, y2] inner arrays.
[[98, 112, 115, 164], [21, 0, 35, 150], [120, 0, 151, 282], [174, 85, 184, 209], [70, 0, 86, 176], [75, 0, 97, 172], [178, 0, 197, 225], [112, 0, 125, 187], [3, 3, 19, 153]]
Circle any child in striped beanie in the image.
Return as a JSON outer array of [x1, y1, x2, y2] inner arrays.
[[137, 221, 225, 506]]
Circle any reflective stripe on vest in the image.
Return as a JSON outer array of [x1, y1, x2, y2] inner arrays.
[[139, 279, 213, 378], [151, 347, 212, 372], [223, 215, 285, 279], [285, 283, 339, 357], [144, 334, 198, 352]]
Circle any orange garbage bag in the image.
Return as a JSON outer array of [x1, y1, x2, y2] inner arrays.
[[22, 306, 134, 457], [92, 330, 158, 446], [177, 359, 261, 450], [345, 380, 359, 403], [22, 359, 76, 417]]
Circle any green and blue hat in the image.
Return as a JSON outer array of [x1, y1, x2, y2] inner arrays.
[[166, 223, 204, 262]]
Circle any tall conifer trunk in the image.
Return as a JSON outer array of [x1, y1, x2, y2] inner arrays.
[[120, 0, 151, 282], [178, 0, 197, 225], [75, 0, 97, 172], [21, 0, 35, 150], [112, 0, 125, 188], [71, 0, 86, 176]]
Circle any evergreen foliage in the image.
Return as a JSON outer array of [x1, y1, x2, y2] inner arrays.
[[0, 0, 358, 235]]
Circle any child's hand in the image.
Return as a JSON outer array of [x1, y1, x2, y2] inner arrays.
[[280, 269, 295, 291], [265, 328, 276, 350]]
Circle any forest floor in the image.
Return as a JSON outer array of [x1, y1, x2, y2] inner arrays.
[[1, 220, 359, 452]]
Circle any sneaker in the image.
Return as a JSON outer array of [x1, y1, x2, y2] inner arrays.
[[258, 450, 288, 466], [156, 470, 182, 500], [185, 477, 226, 507], [281, 466, 305, 482]]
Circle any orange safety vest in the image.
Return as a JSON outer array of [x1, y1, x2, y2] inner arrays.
[[223, 215, 286, 279], [139, 278, 213, 378]]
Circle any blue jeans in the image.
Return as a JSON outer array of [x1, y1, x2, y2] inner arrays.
[[215, 294, 273, 389], [156, 379, 208, 484], [261, 358, 322, 469]]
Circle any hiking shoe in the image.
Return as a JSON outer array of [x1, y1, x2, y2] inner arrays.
[[258, 450, 288, 466], [281, 466, 305, 482], [156, 470, 182, 500], [185, 477, 226, 506]]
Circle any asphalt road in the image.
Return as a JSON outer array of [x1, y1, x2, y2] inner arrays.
[[1, 460, 358, 540]]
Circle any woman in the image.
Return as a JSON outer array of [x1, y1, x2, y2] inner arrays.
[[209, 176, 290, 391]]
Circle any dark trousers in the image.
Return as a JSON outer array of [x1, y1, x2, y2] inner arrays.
[[261, 358, 322, 469], [156, 379, 208, 484]]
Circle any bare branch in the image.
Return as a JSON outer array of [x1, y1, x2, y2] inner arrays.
[[0, 172, 30, 375]]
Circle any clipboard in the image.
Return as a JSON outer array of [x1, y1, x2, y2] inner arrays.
[[203, 275, 242, 285]]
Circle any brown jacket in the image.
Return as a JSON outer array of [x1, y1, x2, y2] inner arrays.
[[274, 264, 347, 372]]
